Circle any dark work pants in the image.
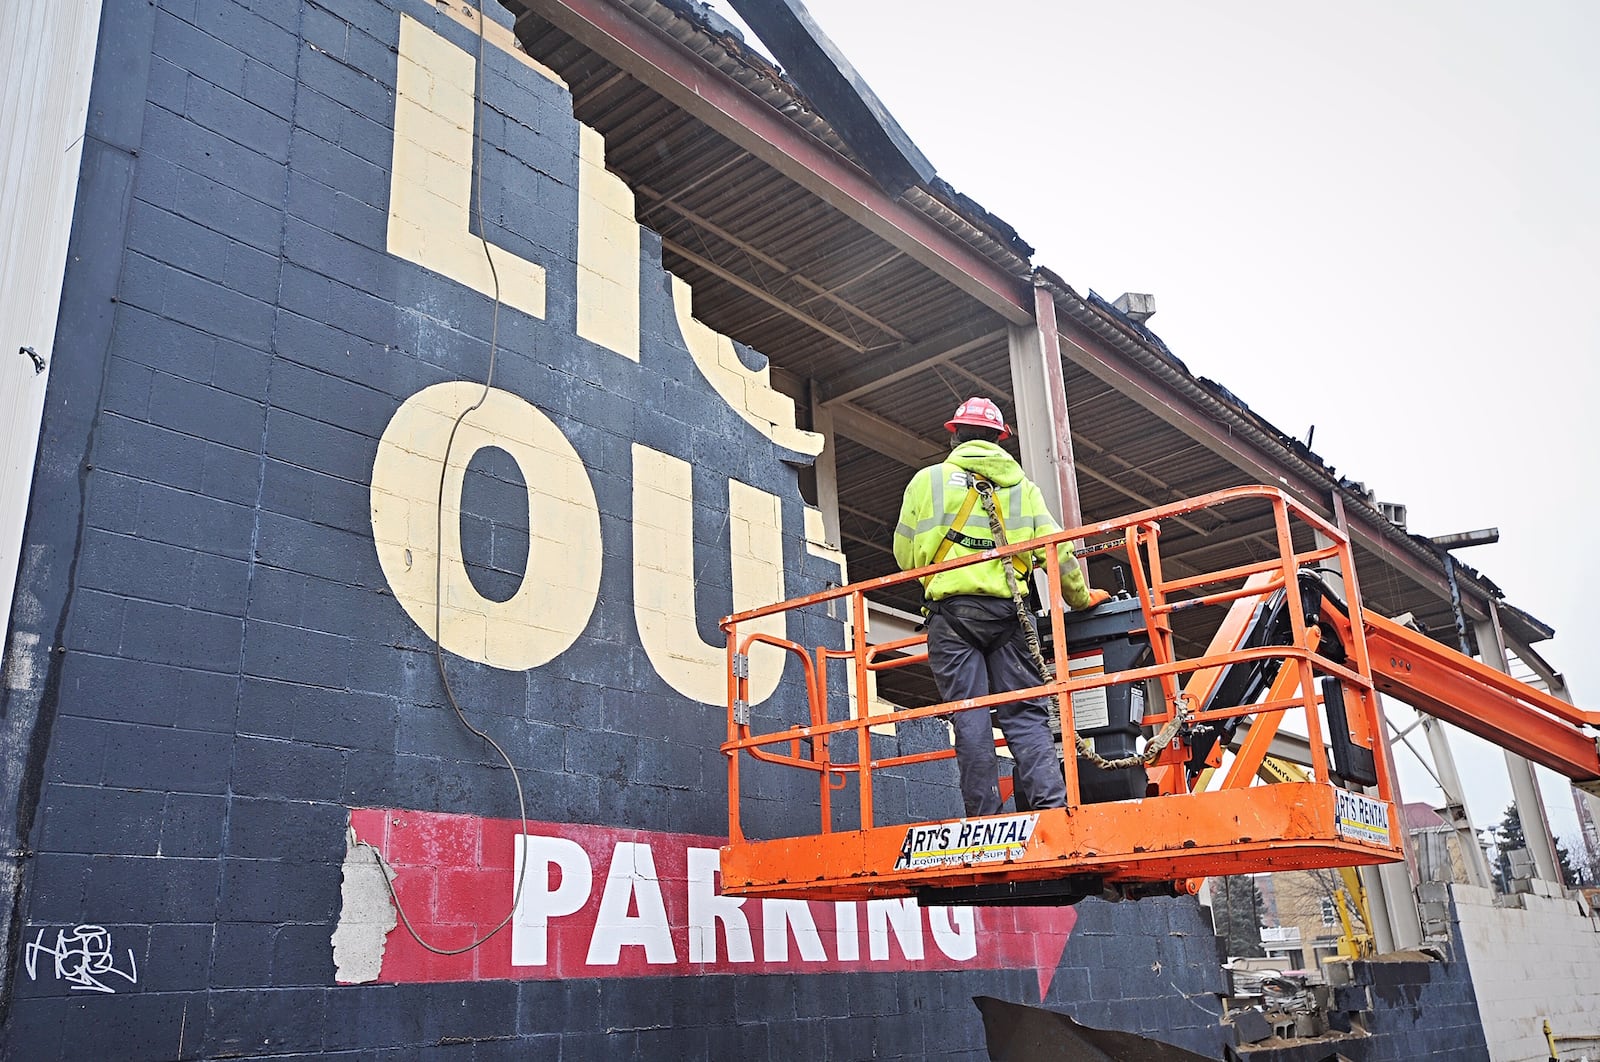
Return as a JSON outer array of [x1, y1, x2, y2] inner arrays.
[[926, 595, 1066, 817]]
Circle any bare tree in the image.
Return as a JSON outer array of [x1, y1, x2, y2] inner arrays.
[[1304, 867, 1369, 937], [1559, 831, 1600, 887]]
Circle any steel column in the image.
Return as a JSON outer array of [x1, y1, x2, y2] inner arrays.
[[1474, 605, 1563, 884], [1006, 281, 1081, 528], [808, 380, 842, 552], [1418, 716, 1495, 888]]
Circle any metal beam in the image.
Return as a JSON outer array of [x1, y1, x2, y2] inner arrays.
[[1073, 433, 1220, 519], [838, 500, 890, 528], [839, 526, 895, 558], [724, 0, 935, 197], [1229, 719, 1317, 771], [661, 238, 870, 352], [942, 361, 1002, 398], [1419, 716, 1496, 888], [1007, 283, 1080, 527], [833, 395, 1219, 550], [1055, 318, 1483, 623], [864, 600, 922, 645], [829, 401, 943, 470], [808, 380, 841, 550], [1501, 628, 1569, 696], [1498, 637, 1600, 869], [821, 318, 1005, 405], [638, 182, 905, 342], [767, 364, 804, 399], [1071, 452, 1212, 537], [1057, 324, 1331, 509], [512, 0, 1034, 323], [1159, 521, 1291, 565]]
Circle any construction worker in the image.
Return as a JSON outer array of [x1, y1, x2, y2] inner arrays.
[[894, 397, 1110, 817]]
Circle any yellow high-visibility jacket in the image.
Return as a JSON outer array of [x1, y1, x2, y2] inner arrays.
[[893, 440, 1092, 609]]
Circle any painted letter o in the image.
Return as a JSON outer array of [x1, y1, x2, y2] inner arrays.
[[370, 382, 601, 670]]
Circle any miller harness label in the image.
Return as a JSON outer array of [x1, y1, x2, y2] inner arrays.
[[1334, 790, 1391, 846], [893, 814, 1040, 871]]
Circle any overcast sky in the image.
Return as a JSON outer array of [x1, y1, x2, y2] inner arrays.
[[707, 0, 1600, 855]]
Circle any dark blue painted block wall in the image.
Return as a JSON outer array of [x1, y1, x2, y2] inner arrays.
[[1322, 895, 1490, 1062], [0, 0, 1232, 1058]]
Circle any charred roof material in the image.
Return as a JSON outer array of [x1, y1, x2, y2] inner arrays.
[[725, 0, 936, 197], [627, 0, 1036, 262]]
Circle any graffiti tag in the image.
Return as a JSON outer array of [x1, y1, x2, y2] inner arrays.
[[24, 924, 138, 993]]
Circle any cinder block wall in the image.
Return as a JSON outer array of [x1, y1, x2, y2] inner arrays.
[[0, 0, 1230, 1057], [1328, 956, 1489, 1062], [1452, 882, 1600, 1061]]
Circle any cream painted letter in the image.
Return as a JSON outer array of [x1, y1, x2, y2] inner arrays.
[[390, 15, 546, 319], [370, 382, 601, 670], [576, 125, 640, 360], [632, 444, 786, 706], [671, 276, 822, 456]]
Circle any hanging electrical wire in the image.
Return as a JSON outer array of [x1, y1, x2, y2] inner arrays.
[[356, 1, 531, 956]]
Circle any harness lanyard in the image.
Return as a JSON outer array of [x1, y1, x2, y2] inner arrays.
[[970, 478, 1190, 772]]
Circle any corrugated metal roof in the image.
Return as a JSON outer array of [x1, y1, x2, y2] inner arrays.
[[503, 0, 1547, 672]]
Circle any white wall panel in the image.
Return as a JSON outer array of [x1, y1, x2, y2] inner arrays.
[[1452, 882, 1600, 1060], [0, 0, 103, 645]]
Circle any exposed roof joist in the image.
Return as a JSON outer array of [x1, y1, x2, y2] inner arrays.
[[830, 401, 941, 470], [637, 182, 906, 342], [506, 0, 1551, 652], [829, 401, 1248, 548], [661, 238, 873, 351], [1050, 305, 1500, 627]]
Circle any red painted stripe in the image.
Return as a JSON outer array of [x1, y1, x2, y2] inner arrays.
[[347, 809, 1076, 996]]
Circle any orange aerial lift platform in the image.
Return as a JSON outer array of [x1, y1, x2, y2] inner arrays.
[[717, 486, 1600, 906]]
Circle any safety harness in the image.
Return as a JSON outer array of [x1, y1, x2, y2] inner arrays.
[[923, 471, 1029, 585], [936, 471, 1189, 772]]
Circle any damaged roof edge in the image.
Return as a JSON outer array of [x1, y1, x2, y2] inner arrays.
[[629, 0, 1036, 266], [1031, 268, 1552, 645]]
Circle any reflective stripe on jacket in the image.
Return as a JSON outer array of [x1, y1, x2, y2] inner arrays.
[[893, 440, 1092, 610]]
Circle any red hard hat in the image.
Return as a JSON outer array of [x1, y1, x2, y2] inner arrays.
[[945, 397, 1011, 441]]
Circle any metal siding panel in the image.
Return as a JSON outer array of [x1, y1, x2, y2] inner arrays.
[[0, 0, 106, 644]]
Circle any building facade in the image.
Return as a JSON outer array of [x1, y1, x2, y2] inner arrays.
[[0, 1, 1232, 1056]]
